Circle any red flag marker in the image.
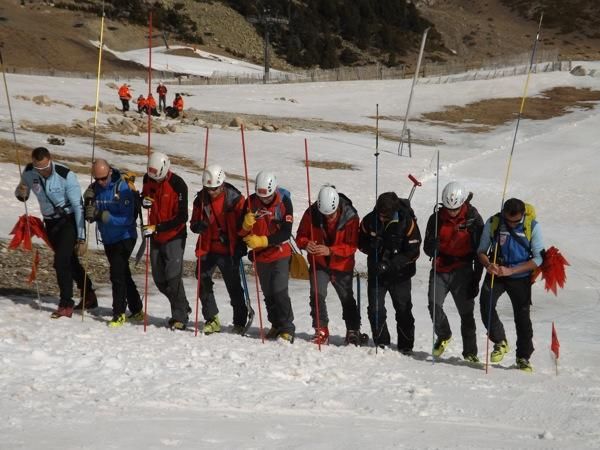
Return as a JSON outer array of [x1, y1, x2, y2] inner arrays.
[[551, 321, 560, 359]]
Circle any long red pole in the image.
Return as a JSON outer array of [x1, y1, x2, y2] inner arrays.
[[240, 124, 265, 343], [194, 127, 210, 336], [143, 8, 153, 332], [304, 139, 322, 351]]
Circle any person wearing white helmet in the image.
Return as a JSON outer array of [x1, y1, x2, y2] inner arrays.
[[240, 171, 295, 342], [423, 181, 484, 363], [296, 185, 365, 346], [141, 151, 190, 330], [190, 164, 250, 335]]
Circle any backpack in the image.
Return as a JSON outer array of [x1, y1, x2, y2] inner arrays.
[[273, 187, 291, 222], [490, 203, 536, 257], [112, 169, 143, 227]]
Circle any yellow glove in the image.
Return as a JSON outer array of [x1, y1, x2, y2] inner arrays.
[[243, 234, 268, 249], [242, 211, 256, 231], [142, 224, 156, 237]]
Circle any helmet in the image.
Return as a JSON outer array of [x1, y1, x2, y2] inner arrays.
[[317, 185, 339, 215], [441, 181, 468, 209], [203, 164, 226, 188], [147, 151, 171, 181], [255, 171, 277, 197]]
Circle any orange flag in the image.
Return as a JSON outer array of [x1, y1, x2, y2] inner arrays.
[[551, 321, 560, 359], [28, 250, 40, 284]]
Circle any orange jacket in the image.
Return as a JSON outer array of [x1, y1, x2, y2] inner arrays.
[[296, 194, 359, 273], [118, 85, 131, 100], [241, 191, 292, 263], [173, 96, 184, 112], [146, 95, 157, 109], [142, 172, 188, 244], [191, 183, 245, 257], [137, 96, 146, 108], [156, 85, 167, 97]]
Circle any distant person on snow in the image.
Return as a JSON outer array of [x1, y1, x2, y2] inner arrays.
[[156, 81, 168, 112], [165, 93, 184, 119], [295, 184, 365, 346], [15, 147, 96, 319], [477, 198, 544, 373], [145, 93, 160, 117], [141, 152, 190, 330], [189, 164, 249, 335], [118, 83, 132, 112], [423, 182, 484, 363], [136, 95, 146, 114], [83, 159, 143, 328]]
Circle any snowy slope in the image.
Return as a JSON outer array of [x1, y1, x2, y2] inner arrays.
[[0, 59, 600, 449]]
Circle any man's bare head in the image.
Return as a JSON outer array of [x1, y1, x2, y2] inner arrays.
[[92, 159, 111, 183]]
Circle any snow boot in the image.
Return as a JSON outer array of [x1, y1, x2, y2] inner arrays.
[[516, 357, 533, 373], [278, 332, 294, 343], [50, 306, 73, 319], [74, 289, 98, 310], [311, 327, 330, 345], [128, 310, 144, 322], [204, 315, 221, 335], [167, 318, 186, 331], [432, 336, 452, 357], [108, 313, 127, 328], [265, 327, 280, 340], [490, 340, 509, 363]]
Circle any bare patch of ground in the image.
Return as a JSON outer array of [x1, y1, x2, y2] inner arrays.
[[166, 48, 202, 59], [305, 160, 357, 171], [421, 87, 600, 129]]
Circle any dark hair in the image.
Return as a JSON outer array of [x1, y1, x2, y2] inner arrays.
[[376, 191, 400, 215], [31, 147, 51, 161], [503, 198, 525, 215]]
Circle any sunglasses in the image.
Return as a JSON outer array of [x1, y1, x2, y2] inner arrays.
[[33, 161, 52, 171], [504, 215, 523, 225], [94, 173, 110, 182], [205, 186, 220, 192]]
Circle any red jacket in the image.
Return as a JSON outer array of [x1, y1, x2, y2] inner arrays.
[[241, 190, 292, 263], [142, 172, 188, 244], [296, 194, 358, 273], [173, 96, 184, 112], [118, 85, 131, 100], [157, 85, 167, 97], [146, 95, 157, 109], [191, 183, 245, 257]]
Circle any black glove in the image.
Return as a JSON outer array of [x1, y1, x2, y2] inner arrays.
[[85, 204, 98, 223], [83, 185, 96, 206], [370, 235, 384, 252], [375, 259, 390, 276], [190, 220, 208, 234]]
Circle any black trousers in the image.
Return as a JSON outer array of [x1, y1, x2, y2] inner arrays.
[[196, 253, 247, 327], [256, 258, 295, 335], [479, 275, 534, 359], [104, 238, 142, 316], [367, 276, 414, 350], [45, 215, 93, 308], [120, 99, 129, 112]]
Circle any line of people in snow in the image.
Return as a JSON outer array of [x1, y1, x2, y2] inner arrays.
[[14, 147, 544, 371], [118, 82, 184, 119]]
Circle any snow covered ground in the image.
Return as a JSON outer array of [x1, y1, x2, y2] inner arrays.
[[1, 54, 600, 449]]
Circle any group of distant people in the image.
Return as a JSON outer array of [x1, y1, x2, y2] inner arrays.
[[118, 82, 184, 119], [15, 147, 544, 372]]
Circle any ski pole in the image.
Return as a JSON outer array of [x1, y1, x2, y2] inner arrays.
[[81, 5, 106, 321], [0, 47, 42, 307], [142, 7, 154, 333], [240, 124, 265, 343], [304, 139, 322, 351], [194, 127, 209, 337], [374, 104, 382, 353], [485, 13, 543, 373], [431, 151, 440, 364]]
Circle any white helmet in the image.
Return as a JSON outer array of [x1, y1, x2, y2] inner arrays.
[[255, 171, 277, 197], [147, 151, 171, 181], [203, 164, 226, 188], [441, 181, 468, 209], [317, 184, 339, 215]]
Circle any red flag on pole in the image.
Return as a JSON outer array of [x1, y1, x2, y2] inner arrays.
[[551, 321, 560, 359], [28, 249, 40, 284]]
